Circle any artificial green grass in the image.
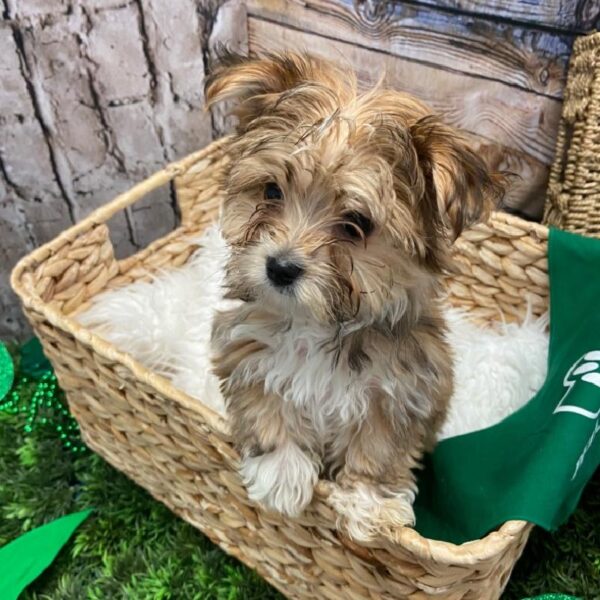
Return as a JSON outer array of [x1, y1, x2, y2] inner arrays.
[[0, 367, 598, 599]]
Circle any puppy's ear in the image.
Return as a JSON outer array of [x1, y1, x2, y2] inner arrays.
[[205, 50, 337, 129], [410, 116, 505, 240]]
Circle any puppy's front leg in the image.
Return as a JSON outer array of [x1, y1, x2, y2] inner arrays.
[[330, 396, 423, 542], [212, 309, 319, 516], [231, 386, 320, 517]]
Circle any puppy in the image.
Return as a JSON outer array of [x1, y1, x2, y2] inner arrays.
[[206, 52, 504, 541]]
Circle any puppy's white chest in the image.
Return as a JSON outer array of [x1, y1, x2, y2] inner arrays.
[[257, 322, 371, 431]]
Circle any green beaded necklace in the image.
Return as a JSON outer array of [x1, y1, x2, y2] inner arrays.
[[0, 338, 85, 454]]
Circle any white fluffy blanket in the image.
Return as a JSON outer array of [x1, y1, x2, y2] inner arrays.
[[78, 224, 549, 441]]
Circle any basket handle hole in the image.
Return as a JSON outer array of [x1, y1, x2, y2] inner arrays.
[[106, 182, 181, 260]]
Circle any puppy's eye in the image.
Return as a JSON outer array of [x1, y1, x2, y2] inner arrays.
[[341, 211, 374, 240], [264, 182, 283, 201]]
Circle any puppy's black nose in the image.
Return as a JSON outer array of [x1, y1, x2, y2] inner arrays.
[[266, 256, 303, 287]]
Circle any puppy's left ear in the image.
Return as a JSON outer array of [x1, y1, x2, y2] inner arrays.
[[410, 116, 506, 240], [205, 50, 342, 130]]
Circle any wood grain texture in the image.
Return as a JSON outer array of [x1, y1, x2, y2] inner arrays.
[[248, 0, 574, 98], [0, 0, 232, 339], [405, 0, 600, 31], [248, 17, 558, 172]]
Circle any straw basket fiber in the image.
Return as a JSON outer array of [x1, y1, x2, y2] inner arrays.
[[11, 134, 551, 599], [544, 31, 600, 237]]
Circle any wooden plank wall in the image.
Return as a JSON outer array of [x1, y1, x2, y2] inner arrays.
[[246, 0, 596, 217], [0, 0, 247, 340]]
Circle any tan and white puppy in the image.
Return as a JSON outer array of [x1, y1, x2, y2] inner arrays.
[[206, 51, 504, 541]]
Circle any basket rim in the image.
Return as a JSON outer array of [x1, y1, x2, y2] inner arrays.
[[10, 138, 546, 564]]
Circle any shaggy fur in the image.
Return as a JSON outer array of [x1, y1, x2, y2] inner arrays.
[[440, 307, 548, 440], [206, 51, 505, 539]]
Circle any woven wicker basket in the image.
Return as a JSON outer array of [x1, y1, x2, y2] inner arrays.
[[544, 31, 600, 237], [11, 136, 551, 600]]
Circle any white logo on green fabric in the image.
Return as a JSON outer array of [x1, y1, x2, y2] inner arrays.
[[554, 350, 600, 419], [553, 351, 600, 480]]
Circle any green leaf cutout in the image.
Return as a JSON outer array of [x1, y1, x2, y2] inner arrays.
[[0, 509, 92, 600]]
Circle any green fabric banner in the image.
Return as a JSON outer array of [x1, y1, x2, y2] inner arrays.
[[0, 510, 91, 600], [415, 228, 600, 544]]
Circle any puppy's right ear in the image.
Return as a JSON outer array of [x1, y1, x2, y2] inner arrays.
[[205, 50, 335, 129], [409, 116, 506, 241]]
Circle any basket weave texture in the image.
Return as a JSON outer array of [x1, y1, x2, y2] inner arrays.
[[544, 31, 600, 237], [11, 137, 551, 600]]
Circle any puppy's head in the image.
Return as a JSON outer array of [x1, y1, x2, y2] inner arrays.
[[206, 52, 504, 325]]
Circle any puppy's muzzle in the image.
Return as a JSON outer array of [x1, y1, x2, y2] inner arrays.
[[266, 256, 304, 288]]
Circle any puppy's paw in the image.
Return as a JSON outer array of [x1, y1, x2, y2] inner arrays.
[[330, 482, 415, 542], [240, 441, 318, 517]]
